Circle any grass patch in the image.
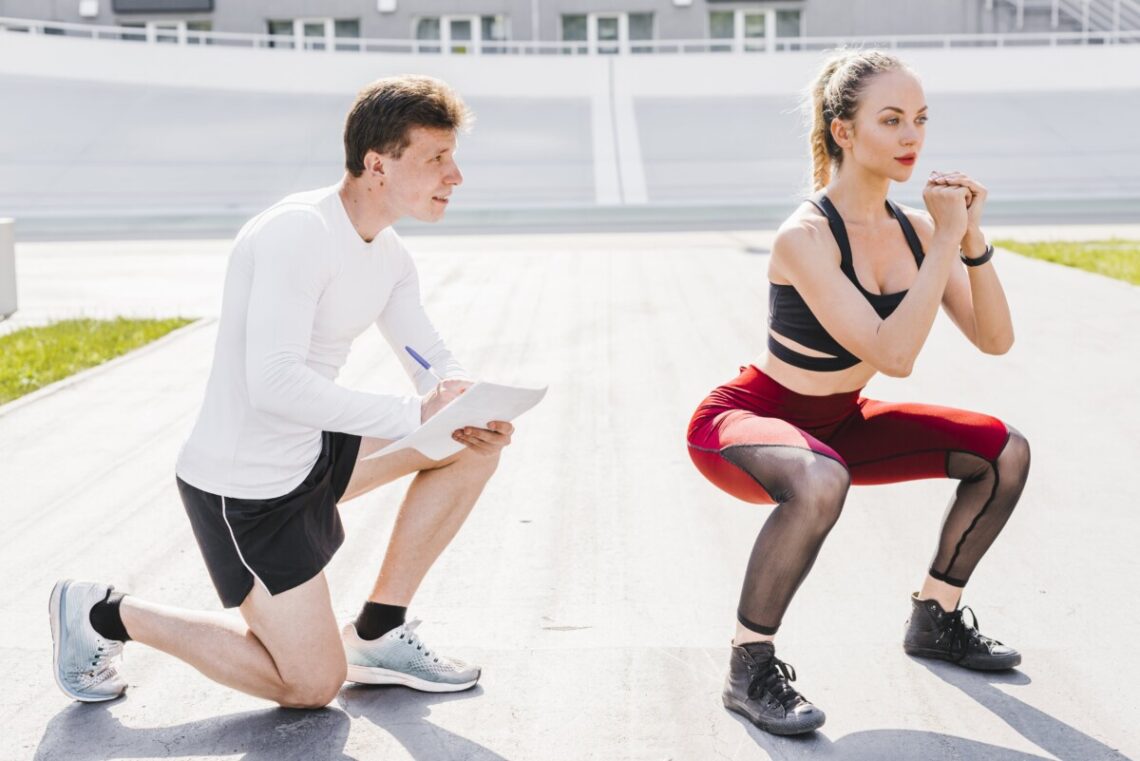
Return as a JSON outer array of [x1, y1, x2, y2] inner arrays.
[[994, 238, 1140, 286], [0, 317, 194, 405]]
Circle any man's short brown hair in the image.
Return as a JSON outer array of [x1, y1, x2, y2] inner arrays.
[[343, 75, 472, 177]]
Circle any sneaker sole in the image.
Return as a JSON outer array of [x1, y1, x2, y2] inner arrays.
[[722, 694, 825, 736], [346, 664, 479, 693], [904, 645, 1022, 671], [49, 580, 122, 703]]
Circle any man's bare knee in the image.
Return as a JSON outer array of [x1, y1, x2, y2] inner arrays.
[[434, 446, 501, 478], [276, 665, 347, 709]]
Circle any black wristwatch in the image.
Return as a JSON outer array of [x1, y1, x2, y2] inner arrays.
[[961, 243, 994, 267]]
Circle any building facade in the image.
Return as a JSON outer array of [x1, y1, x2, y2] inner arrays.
[[0, 0, 1110, 51]]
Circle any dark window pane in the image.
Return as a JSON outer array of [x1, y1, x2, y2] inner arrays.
[[561, 14, 586, 41], [709, 11, 734, 39], [481, 15, 507, 41], [334, 19, 360, 38], [629, 13, 653, 40], [776, 9, 801, 37], [415, 17, 441, 40], [113, 0, 212, 11]]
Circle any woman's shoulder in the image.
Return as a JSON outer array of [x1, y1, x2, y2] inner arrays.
[[775, 201, 832, 249], [770, 201, 840, 282]]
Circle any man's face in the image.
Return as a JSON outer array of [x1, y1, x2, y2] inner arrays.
[[379, 126, 463, 223]]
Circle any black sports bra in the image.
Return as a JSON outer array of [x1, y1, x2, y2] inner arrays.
[[767, 191, 926, 372]]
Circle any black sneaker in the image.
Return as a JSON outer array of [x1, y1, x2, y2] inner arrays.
[[903, 594, 1021, 671], [722, 641, 826, 736]]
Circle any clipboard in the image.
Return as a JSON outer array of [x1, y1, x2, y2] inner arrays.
[[365, 381, 548, 461]]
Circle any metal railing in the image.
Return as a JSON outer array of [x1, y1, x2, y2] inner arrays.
[[1, 16, 1139, 55], [991, 0, 1140, 31]]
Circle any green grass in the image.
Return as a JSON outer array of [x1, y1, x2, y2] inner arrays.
[[994, 238, 1140, 286], [0, 317, 194, 405]]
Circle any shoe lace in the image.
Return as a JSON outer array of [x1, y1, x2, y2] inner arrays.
[[81, 639, 122, 684], [394, 619, 440, 663], [746, 654, 804, 712], [939, 606, 1001, 660]]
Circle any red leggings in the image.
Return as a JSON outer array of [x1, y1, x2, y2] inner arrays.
[[687, 365, 1010, 505]]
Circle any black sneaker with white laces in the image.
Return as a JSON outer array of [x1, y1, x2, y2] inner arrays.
[[722, 641, 826, 736], [903, 593, 1021, 671]]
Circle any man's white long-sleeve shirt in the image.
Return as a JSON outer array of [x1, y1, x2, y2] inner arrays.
[[176, 184, 465, 499]]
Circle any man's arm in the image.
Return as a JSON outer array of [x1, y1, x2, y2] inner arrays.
[[244, 213, 422, 439], [376, 242, 468, 395]]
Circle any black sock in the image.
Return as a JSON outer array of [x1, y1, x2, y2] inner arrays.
[[89, 590, 131, 642], [354, 602, 406, 640]]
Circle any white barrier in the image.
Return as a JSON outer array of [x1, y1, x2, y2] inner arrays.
[[0, 219, 16, 318]]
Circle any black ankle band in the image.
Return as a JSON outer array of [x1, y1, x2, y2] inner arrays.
[[355, 601, 406, 640], [737, 610, 780, 636], [928, 568, 968, 588], [89, 590, 131, 642]]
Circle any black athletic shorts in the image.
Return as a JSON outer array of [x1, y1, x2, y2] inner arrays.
[[176, 431, 362, 608]]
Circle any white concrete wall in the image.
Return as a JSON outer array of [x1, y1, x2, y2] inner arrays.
[[1, 31, 1138, 233]]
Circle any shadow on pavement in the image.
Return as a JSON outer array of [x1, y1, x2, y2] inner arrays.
[[339, 683, 508, 761], [920, 661, 1131, 761], [730, 663, 1131, 761], [34, 701, 353, 760]]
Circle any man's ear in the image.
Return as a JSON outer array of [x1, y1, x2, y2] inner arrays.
[[364, 150, 386, 178]]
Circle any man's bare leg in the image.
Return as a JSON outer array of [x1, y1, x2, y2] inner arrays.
[[340, 437, 500, 606], [118, 572, 346, 707]]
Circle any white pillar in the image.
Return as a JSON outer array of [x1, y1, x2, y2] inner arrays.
[[0, 218, 17, 319]]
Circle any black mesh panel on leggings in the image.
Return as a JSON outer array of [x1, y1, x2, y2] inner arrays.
[[929, 430, 1031, 587], [720, 445, 851, 635]]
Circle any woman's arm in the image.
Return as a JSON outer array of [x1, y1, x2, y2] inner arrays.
[[775, 182, 970, 377], [920, 173, 1015, 354]]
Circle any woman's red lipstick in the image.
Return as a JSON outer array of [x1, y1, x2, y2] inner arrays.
[[895, 154, 916, 166]]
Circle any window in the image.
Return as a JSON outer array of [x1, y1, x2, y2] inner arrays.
[[481, 15, 509, 53], [414, 15, 509, 54], [267, 19, 294, 49], [743, 12, 765, 51], [334, 19, 360, 51], [709, 10, 734, 52], [776, 9, 803, 50], [186, 19, 212, 44], [561, 12, 654, 54], [117, 19, 211, 44], [266, 18, 361, 51], [414, 17, 442, 53], [708, 7, 801, 52], [629, 12, 654, 53], [113, 0, 212, 11], [561, 14, 588, 53]]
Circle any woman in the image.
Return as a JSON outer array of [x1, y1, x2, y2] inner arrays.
[[686, 50, 1030, 736]]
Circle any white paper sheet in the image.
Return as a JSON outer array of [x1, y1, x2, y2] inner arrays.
[[364, 382, 548, 461]]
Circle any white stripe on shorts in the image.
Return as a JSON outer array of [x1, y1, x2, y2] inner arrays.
[[221, 496, 271, 596]]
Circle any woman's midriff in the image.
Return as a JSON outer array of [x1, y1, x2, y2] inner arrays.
[[757, 340, 878, 397]]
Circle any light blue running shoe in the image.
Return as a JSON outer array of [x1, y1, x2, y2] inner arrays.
[[49, 580, 127, 702], [342, 619, 480, 692]]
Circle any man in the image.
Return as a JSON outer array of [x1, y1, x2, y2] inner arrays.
[[50, 76, 513, 708]]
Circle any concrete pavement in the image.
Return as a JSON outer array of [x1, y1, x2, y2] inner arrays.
[[2, 230, 1138, 760]]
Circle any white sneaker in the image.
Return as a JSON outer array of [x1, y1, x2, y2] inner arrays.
[[342, 619, 480, 692], [49, 580, 127, 702]]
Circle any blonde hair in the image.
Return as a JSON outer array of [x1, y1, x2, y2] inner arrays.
[[809, 50, 907, 190]]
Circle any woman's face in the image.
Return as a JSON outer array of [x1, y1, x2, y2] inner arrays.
[[840, 68, 927, 183]]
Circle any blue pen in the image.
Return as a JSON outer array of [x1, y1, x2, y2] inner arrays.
[[404, 345, 444, 383]]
